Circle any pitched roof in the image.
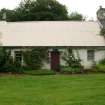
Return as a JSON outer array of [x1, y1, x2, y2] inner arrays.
[[0, 21, 105, 47]]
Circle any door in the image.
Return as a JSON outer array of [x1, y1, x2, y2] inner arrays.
[[50, 50, 60, 72]]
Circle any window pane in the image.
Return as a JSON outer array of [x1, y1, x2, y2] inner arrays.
[[87, 50, 94, 61], [15, 51, 22, 63]]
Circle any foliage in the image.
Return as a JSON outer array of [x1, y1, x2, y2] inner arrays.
[[95, 64, 105, 73], [4, 62, 23, 73], [0, 48, 23, 73], [0, 0, 68, 21], [2, 55, 24, 73], [61, 48, 82, 73], [0, 0, 84, 21], [100, 28, 105, 37], [62, 48, 81, 68], [69, 12, 84, 21], [23, 47, 48, 70], [99, 58, 105, 64], [3, 57, 14, 72], [0, 48, 11, 71], [61, 66, 83, 74], [95, 58, 105, 73], [0, 47, 50, 73]]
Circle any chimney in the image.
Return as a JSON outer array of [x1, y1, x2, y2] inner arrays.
[[100, 5, 102, 9]]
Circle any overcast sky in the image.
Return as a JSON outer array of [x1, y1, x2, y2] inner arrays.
[[0, 0, 105, 20]]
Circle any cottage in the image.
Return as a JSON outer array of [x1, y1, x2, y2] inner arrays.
[[0, 7, 105, 71]]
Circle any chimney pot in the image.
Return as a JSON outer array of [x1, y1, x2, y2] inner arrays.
[[100, 5, 102, 9]]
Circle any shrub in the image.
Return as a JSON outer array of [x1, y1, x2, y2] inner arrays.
[[0, 47, 49, 73], [99, 59, 105, 65], [13, 59, 24, 73], [95, 58, 105, 73], [100, 28, 105, 37], [96, 64, 105, 73], [2, 57, 14, 72], [61, 48, 83, 74], [62, 48, 81, 68], [3, 57, 24, 73], [61, 66, 83, 74], [0, 48, 23, 73], [23, 48, 48, 70], [0, 48, 12, 72]]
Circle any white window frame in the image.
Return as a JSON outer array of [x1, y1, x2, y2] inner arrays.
[[14, 51, 22, 63], [87, 50, 95, 61]]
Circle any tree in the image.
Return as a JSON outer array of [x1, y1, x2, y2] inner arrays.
[[0, 0, 85, 21], [69, 12, 84, 21], [100, 28, 105, 37], [4, 0, 69, 21]]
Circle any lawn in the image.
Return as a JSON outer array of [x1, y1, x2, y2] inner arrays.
[[0, 74, 105, 105]]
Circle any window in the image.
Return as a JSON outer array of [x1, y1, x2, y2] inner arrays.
[[14, 51, 22, 63], [87, 50, 95, 61]]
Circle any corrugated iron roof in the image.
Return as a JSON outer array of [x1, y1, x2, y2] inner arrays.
[[0, 21, 105, 47]]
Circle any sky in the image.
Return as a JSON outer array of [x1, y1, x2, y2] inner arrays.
[[0, 0, 105, 20]]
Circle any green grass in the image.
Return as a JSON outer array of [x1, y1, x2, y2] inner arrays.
[[0, 74, 105, 105], [24, 69, 56, 75]]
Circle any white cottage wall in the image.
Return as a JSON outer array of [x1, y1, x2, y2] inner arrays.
[[60, 49, 92, 69], [60, 49, 105, 69], [10, 48, 50, 69], [77, 49, 94, 69], [95, 50, 105, 63], [10, 48, 105, 70]]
